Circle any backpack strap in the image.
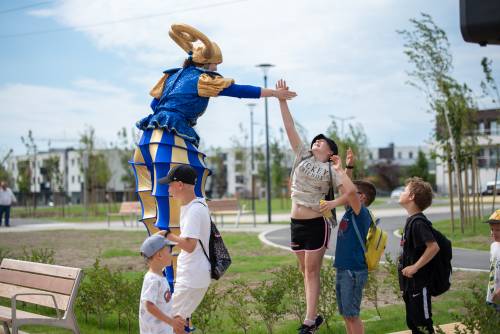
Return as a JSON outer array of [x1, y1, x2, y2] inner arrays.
[[351, 213, 367, 254], [192, 199, 211, 263], [327, 161, 337, 223]]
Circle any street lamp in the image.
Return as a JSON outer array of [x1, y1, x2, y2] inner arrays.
[[331, 115, 355, 138], [256, 63, 275, 224], [247, 102, 257, 227]]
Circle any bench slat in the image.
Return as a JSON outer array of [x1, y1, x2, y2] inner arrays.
[[0, 269, 75, 295], [0, 259, 80, 279], [0, 283, 69, 310], [0, 305, 51, 323]]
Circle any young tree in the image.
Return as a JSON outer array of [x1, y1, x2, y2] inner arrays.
[[114, 127, 136, 198], [326, 119, 369, 178], [21, 130, 38, 211], [398, 13, 479, 233]]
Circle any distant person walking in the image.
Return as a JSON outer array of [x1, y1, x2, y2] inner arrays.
[[0, 181, 16, 227]]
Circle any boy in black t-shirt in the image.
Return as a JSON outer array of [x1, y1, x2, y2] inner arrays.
[[398, 177, 440, 334]]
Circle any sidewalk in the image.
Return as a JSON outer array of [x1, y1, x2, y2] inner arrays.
[[0, 205, 453, 234]]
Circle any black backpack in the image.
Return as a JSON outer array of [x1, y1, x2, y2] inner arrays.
[[408, 216, 453, 296], [196, 202, 232, 280]]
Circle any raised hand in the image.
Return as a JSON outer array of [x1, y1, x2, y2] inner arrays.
[[275, 79, 297, 100], [346, 147, 355, 167]]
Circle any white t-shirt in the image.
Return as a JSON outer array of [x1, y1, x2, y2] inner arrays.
[[486, 241, 500, 306], [175, 197, 211, 288], [139, 271, 173, 334], [290, 143, 342, 210]]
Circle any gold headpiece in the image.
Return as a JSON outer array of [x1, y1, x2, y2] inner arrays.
[[169, 23, 223, 65]]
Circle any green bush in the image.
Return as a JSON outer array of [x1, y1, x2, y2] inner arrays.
[[249, 278, 287, 334], [225, 279, 253, 334], [193, 283, 223, 334], [19, 247, 55, 264], [318, 264, 337, 331], [452, 283, 500, 334], [272, 264, 305, 322]]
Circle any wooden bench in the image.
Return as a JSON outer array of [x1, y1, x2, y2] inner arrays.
[[0, 259, 83, 334], [207, 198, 255, 227], [106, 201, 141, 228]]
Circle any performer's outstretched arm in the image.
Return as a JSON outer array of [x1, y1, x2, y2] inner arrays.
[[276, 79, 302, 154]]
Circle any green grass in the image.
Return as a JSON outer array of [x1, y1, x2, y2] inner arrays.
[[101, 248, 138, 258], [433, 216, 492, 251]]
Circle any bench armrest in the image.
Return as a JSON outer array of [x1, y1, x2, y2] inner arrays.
[[11, 293, 61, 320]]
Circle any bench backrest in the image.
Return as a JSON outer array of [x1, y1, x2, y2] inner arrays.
[[207, 199, 239, 212], [0, 259, 83, 311], [119, 201, 141, 214]]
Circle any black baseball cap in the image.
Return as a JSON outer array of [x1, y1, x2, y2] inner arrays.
[[311, 134, 338, 155], [158, 164, 197, 185]]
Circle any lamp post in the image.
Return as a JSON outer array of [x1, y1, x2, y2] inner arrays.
[[331, 115, 355, 138], [247, 102, 257, 227], [256, 63, 275, 224]]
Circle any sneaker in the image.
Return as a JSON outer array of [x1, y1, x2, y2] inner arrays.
[[297, 315, 323, 334]]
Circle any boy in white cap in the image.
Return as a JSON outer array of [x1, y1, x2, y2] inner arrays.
[[139, 235, 185, 334]]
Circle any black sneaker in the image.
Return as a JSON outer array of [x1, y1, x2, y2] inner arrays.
[[297, 315, 324, 334]]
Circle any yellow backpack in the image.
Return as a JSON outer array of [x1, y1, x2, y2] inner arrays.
[[352, 210, 388, 271]]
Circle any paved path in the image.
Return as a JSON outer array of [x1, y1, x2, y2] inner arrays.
[[260, 206, 490, 272], [1, 206, 490, 271]]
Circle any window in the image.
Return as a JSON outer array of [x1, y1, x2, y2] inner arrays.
[[409, 151, 413, 159], [368, 153, 373, 160], [71, 159, 75, 166], [72, 175, 75, 184], [479, 121, 485, 134], [397, 152, 402, 159], [235, 175, 245, 183], [491, 120, 498, 135], [78, 176, 81, 183]]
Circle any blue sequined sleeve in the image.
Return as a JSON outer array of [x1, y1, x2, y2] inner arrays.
[[219, 84, 261, 98], [150, 98, 159, 111]]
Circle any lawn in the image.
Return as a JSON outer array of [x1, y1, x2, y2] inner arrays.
[[433, 216, 492, 251], [0, 229, 494, 333]]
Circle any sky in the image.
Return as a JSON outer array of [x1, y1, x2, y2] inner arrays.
[[1, 0, 499, 158]]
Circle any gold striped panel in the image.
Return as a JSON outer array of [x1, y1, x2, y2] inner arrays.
[[138, 191, 156, 220], [201, 169, 209, 197], [135, 165, 152, 191], [171, 146, 189, 164], [133, 147, 145, 164], [149, 143, 159, 163], [151, 128, 164, 143], [174, 135, 187, 149]]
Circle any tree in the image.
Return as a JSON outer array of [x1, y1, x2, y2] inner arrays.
[[206, 147, 227, 198], [0, 149, 13, 185], [398, 13, 479, 233], [407, 150, 435, 186], [21, 130, 38, 211], [80, 126, 111, 214], [326, 119, 369, 178], [114, 127, 136, 195]]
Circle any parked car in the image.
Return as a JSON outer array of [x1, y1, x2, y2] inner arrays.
[[390, 186, 405, 200], [482, 180, 500, 195]]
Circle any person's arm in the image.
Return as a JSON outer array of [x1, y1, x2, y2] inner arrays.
[[319, 156, 360, 214], [198, 74, 297, 99], [166, 234, 197, 253], [145, 301, 185, 333], [401, 241, 440, 278], [275, 80, 302, 153]]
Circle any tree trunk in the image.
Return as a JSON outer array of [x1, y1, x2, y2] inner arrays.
[[493, 161, 499, 213], [463, 160, 471, 227], [447, 158, 455, 233], [471, 156, 478, 233]]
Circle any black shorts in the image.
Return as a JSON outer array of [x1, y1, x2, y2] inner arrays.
[[290, 217, 331, 252]]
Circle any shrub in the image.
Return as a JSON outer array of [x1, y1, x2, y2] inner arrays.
[[249, 278, 286, 334], [272, 264, 305, 322], [365, 270, 382, 318], [452, 282, 500, 334], [318, 264, 337, 331], [192, 283, 223, 334], [20, 247, 55, 264], [225, 279, 253, 334]]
